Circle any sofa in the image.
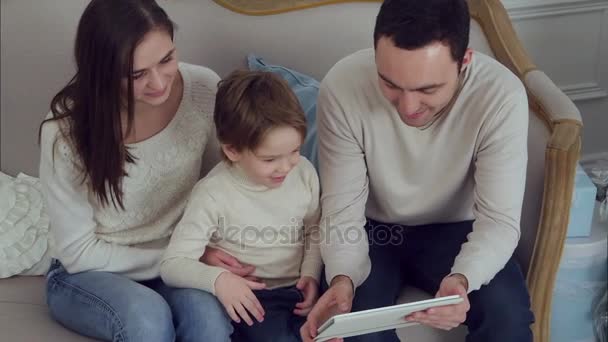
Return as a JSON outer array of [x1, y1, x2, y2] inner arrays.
[[0, 0, 582, 341]]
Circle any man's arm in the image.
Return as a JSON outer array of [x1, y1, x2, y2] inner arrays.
[[317, 80, 371, 288], [451, 88, 529, 292]]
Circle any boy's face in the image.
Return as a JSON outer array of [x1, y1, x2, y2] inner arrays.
[[224, 126, 303, 188], [375, 37, 472, 127]]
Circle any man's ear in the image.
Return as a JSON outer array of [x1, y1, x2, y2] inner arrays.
[[221, 144, 241, 162], [460, 48, 474, 72]]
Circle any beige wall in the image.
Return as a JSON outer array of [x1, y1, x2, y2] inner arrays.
[[1, 0, 88, 176], [0, 0, 378, 176], [1, 0, 606, 176], [504, 0, 608, 160]]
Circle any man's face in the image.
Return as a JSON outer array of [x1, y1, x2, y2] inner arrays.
[[375, 37, 472, 127]]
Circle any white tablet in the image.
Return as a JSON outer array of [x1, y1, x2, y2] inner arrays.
[[314, 295, 463, 341]]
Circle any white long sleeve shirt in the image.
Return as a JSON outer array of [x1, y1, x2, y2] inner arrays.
[[39, 63, 221, 280], [161, 158, 322, 294], [318, 49, 528, 292]]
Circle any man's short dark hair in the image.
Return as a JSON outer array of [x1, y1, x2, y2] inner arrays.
[[373, 0, 470, 65]]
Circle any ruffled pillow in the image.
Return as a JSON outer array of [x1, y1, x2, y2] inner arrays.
[[0, 172, 51, 278]]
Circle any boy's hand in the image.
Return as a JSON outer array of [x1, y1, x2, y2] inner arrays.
[[294, 276, 319, 316], [215, 272, 266, 326]]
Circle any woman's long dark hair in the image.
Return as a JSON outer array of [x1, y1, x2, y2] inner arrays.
[[40, 0, 174, 209]]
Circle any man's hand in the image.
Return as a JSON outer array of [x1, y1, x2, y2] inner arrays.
[[300, 275, 354, 342], [200, 247, 257, 280], [405, 274, 470, 330], [214, 272, 266, 326], [294, 276, 320, 317]]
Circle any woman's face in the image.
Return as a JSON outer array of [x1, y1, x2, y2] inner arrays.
[[125, 29, 179, 107]]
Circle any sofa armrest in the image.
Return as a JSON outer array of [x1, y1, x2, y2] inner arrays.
[[468, 1, 582, 342], [524, 77, 581, 341], [524, 70, 582, 124], [526, 120, 580, 342]]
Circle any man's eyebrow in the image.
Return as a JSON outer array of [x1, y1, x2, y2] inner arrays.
[[133, 48, 176, 74], [414, 83, 445, 92], [379, 72, 445, 92], [378, 72, 402, 90]]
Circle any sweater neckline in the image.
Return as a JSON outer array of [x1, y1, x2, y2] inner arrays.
[[226, 163, 272, 192], [126, 63, 192, 148], [417, 66, 470, 131]]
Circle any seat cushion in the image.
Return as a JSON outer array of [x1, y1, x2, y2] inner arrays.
[[2, 276, 468, 342], [0, 276, 96, 341]]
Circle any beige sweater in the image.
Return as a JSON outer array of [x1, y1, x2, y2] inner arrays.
[[39, 63, 221, 280], [160, 158, 322, 294], [318, 49, 528, 292]]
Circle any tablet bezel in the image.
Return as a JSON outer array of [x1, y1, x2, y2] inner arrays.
[[315, 295, 463, 341]]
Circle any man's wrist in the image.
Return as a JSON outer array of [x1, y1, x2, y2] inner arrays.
[[330, 275, 354, 291], [449, 273, 469, 292]]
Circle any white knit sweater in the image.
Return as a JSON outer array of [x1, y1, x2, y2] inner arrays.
[[39, 63, 221, 280], [160, 158, 322, 294]]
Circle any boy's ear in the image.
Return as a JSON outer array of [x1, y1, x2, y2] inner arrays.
[[221, 144, 241, 162]]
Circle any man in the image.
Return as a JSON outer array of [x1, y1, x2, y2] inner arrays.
[[301, 0, 534, 341]]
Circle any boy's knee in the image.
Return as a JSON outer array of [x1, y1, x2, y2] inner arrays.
[[169, 288, 233, 341]]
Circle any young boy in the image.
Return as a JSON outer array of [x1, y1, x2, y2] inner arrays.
[[160, 70, 322, 342]]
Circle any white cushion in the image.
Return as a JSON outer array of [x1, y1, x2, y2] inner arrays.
[[0, 173, 51, 278]]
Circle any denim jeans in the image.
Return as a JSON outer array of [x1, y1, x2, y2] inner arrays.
[[46, 260, 233, 342], [232, 286, 307, 342], [345, 220, 535, 342]]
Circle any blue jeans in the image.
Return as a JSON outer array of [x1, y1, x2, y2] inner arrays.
[[232, 286, 306, 342], [46, 260, 233, 342], [345, 220, 534, 342]]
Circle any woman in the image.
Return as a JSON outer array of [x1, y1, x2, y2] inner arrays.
[[39, 0, 232, 340]]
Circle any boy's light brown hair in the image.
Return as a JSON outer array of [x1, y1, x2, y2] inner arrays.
[[214, 70, 307, 159]]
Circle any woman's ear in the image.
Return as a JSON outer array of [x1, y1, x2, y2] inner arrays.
[[221, 144, 241, 162]]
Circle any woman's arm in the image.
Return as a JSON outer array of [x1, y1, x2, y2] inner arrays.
[[40, 121, 162, 280], [300, 158, 323, 282]]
